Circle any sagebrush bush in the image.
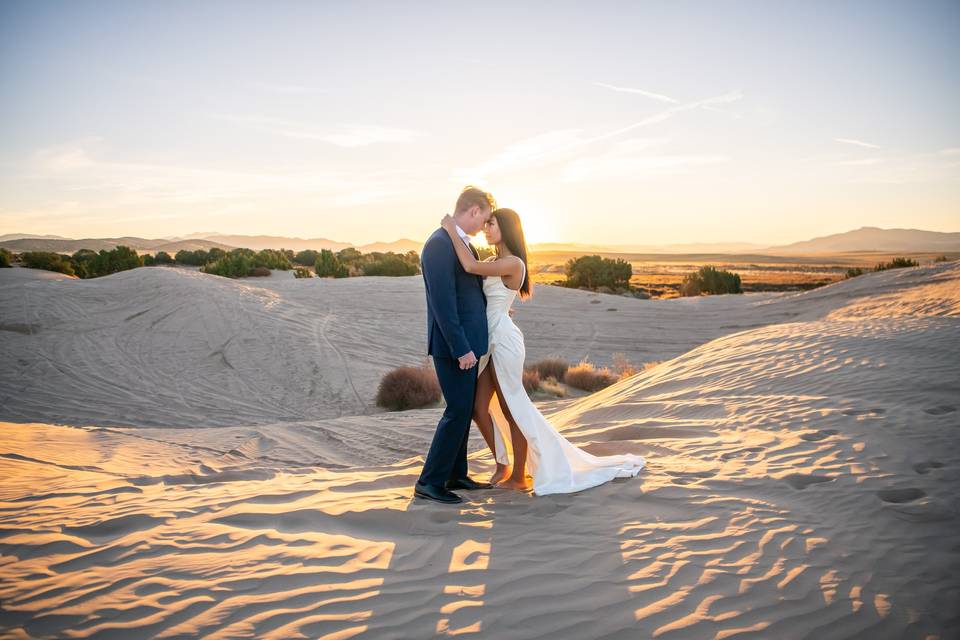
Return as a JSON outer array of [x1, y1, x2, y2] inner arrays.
[[293, 266, 313, 278], [934, 255, 950, 263], [530, 358, 569, 382], [539, 378, 566, 397], [680, 266, 742, 296], [22, 251, 76, 276], [563, 254, 632, 289], [874, 257, 918, 271], [522, 368, 541, 393], [0, 248, 12, 268], [376, 364, 442, 411], [565, 361, 618, 392], [846, 267, 865, 278]]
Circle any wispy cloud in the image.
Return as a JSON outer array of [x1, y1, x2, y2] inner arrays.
[[834, 138, 881, 149], [594, 82, 679, 104], [938, 147, 960, 156], [217, 115, 421, 147], [455, 91, 742, 182], [23, 139, 417, 213]]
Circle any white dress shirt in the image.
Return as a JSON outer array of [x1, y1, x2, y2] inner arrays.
[[454, 224, 473, 249]]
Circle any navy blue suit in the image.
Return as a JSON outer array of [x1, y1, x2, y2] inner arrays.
[[418, 227, 488, 488]]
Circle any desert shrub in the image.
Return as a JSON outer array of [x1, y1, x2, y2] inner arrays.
[[612, 352, 637, 378], [84, 246, 142, 278], [530, 358, 569, 382], [874, 257, 918, 271], [680, 266, 742, 296], [934, 255, 949, 263], [315, 249, 349, 278], [563, 255, 632, 289], [143, 254, 155, 266], [22, 251, 76, 276], [293, 266, 313, 278], [250, 266, 271, 277], [203, 253, 255, 278], [522, 368, 541, 393], [207, 247, 226, 262], [336, 247, 363, 265], [294, 249, 320, 266], [175, 249, 210, 266], [154, 251, 174, 264], [0, 248, 13, 267], [376, 363, 441, 411], [361, 252, 420, 276], [565, 361, 618, 392], [254, 249, 291, 270], [845, 267, 865, 278]]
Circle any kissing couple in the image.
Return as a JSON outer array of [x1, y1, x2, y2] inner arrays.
[[413, 186, 645, 505]]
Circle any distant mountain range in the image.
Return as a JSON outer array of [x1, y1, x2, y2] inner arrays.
[[1, 227, 958, 255], [769, 227, 960, 254]]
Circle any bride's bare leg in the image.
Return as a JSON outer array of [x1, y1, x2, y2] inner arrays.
[[473, 364, 509, 484], [489, 358, 532, 491]]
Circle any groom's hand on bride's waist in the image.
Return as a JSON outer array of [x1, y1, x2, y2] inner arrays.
[[458, 351, 478, 370]]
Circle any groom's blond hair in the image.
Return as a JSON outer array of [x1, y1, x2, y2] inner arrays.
[[454, 186, 496, 214]]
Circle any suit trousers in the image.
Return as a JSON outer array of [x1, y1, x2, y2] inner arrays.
[[418, 354, 478, 487]]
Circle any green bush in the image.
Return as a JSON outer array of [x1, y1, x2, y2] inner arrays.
[[361, 253, 419, 276], [315, 249, 349, 278], [0, 248, 12, 268], [874, 257, 918, 272], [846, 267, 865, 279], [680, 266, 742, 296], [294, 249, 320, 266], [254, 249, 291, 270], [934, 255, 949, 263], [203, 253, 255, 278], [175, 249, 210, 266], [293, 266, 313, 278], [563, 255, 632, 289], [84, 246, 142, 277], [154, 251, 174, 264], [22, 251, 76, 276]]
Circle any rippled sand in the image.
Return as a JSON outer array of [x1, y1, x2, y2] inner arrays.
[[1, 262, 958, 639]]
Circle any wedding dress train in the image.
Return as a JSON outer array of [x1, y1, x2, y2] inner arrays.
[[477, 263, 645, 495]]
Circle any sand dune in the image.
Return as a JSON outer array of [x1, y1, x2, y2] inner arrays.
[[1, 262, 959, 638]]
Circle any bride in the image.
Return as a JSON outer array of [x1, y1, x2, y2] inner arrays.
[[440, 210, 646, 496]]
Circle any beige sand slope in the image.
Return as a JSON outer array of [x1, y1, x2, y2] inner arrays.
[[0, 262, 919, 428], [1, 263, 959, 639]]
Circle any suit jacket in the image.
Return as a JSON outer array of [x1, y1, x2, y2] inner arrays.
[[421, 227, 488, 359]]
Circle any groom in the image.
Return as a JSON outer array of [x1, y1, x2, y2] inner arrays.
[[414, 186, 497, 504]]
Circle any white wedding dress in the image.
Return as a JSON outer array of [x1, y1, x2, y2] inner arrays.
[[477, 262, 646, 495]]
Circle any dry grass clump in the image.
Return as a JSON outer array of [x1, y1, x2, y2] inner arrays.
[[611, 352, 637, 378], [530, 358, 569, 382], [250, 266, 271, 277], [565, 361, 618, 392], [376, 363, 441, 411], [522, 368, 541, 394], [539, 377, 567, 397]]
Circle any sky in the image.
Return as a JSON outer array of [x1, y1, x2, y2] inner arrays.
[[1, 0, 958, 247]]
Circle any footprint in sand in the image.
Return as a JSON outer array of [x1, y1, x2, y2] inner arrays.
[[842, 408, 886, 417], [913, 461, 945, 474], [923, 405, 956, 416], [800, 429, 839, 442], [782, 473, 835, 490], [877, 488, 926, 503]]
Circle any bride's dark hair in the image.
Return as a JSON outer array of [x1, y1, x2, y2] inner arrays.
[[492, 208, 532, 300]]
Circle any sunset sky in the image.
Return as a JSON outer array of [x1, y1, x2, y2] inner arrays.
[[1, 0, 958, 246]]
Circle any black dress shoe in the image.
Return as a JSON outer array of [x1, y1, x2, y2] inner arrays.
[[445, 477, 494, 490], [414, 481, 463, 504]]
